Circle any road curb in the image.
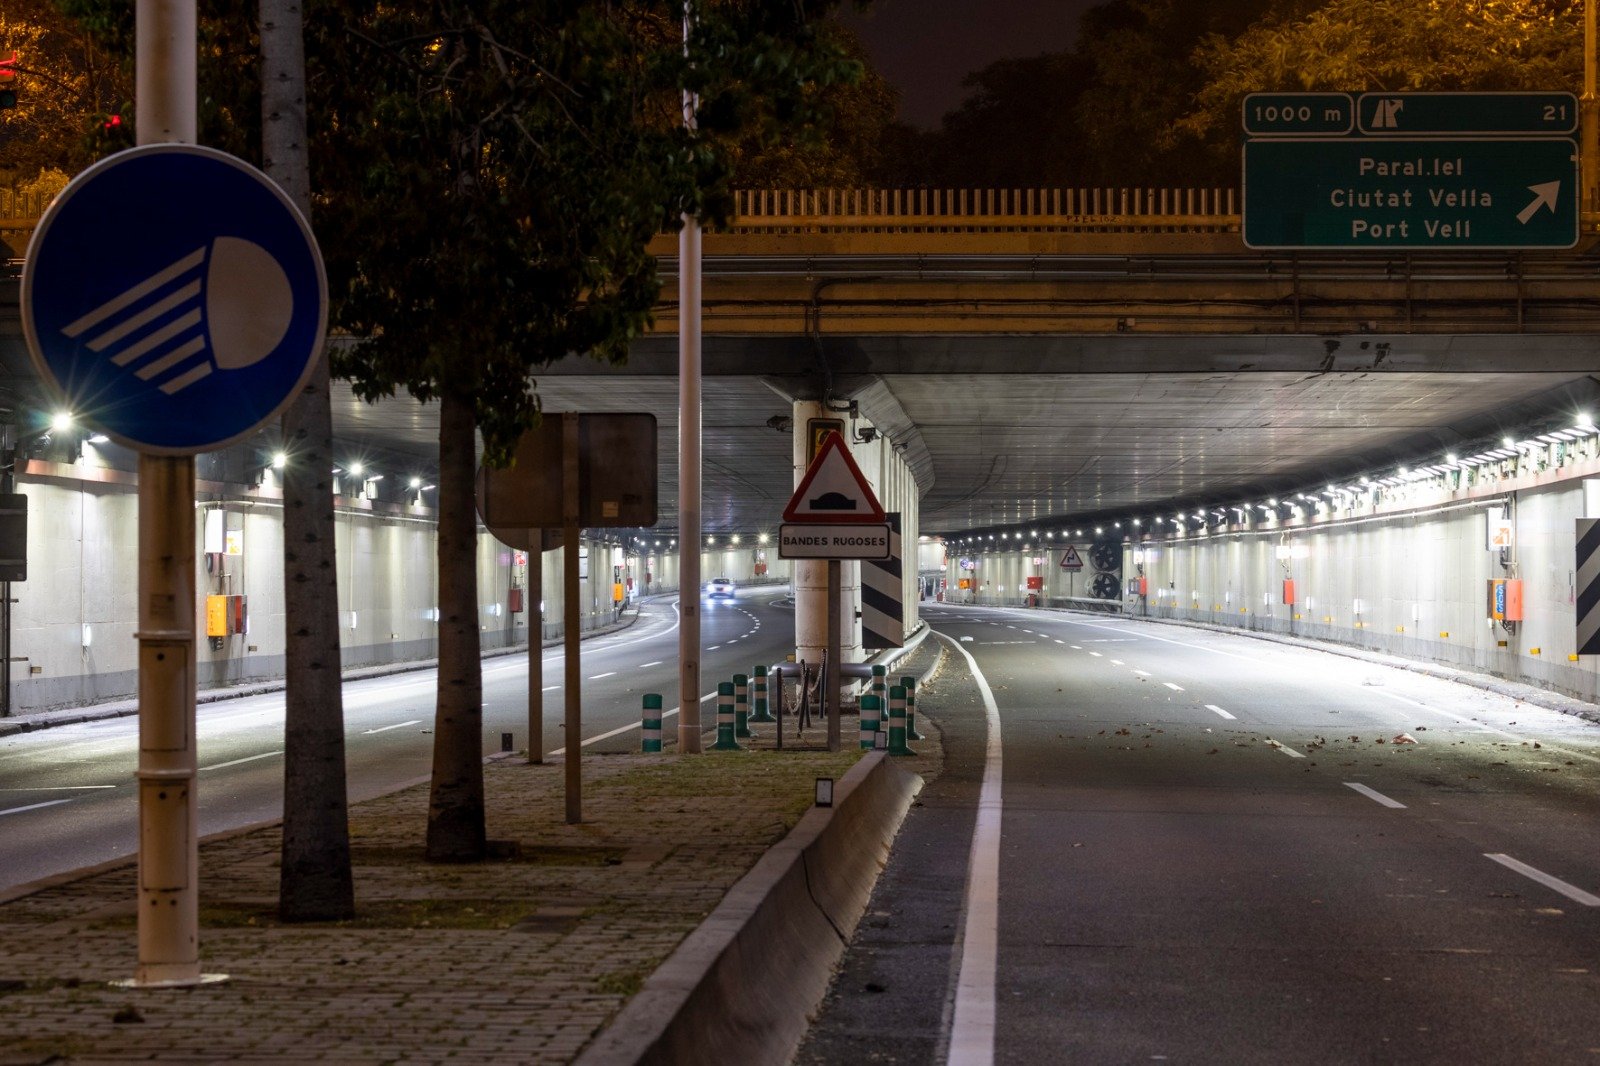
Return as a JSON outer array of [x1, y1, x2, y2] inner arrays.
[[575, 750, 923, 1066]]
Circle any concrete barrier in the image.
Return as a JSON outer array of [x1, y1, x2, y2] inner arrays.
[[574, 750, 922, 1066]]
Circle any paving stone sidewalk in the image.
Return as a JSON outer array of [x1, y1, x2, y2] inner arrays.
[[0, 641, 945, 1066]]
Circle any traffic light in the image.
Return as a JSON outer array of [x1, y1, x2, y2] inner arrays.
[[0, 52, 15, 110]]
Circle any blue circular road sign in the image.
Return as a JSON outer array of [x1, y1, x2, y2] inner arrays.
[[21, 144, 327, 454]]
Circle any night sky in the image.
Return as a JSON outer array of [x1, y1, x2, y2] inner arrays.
[[838, 0, 1100, 129]]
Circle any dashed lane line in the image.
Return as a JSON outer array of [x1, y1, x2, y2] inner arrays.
[[1204, 704, 1235, 720], [362, 719, 422, 735], [0, 798, 78, 817], [1269, 741, 1304, 759], [588, 672, 618, 680], [639, 661, 662, 668], [1163, 682, 1184, 691], [1345, 782, 1406, 809], [1135, 669, 1154, 678], [201, 751, 282, 772], [1485, 853, 1600, 907]]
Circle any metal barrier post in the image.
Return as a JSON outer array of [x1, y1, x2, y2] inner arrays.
[[641, 693, 663, 753], [712, 681, 741, 751]]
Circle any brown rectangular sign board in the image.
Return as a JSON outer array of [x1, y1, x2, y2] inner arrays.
[[476, 413, 657, 532]]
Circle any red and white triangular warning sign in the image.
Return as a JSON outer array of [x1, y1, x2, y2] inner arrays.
[[783, 431, 886, 524], [1060, 546, 1084, 571]]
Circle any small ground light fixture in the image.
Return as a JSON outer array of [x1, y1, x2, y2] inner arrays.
[[815, 777, 834, 807]]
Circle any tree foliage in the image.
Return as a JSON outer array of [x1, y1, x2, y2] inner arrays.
[[1177, 0, 1582, 163], [0, 0, 129, 184]]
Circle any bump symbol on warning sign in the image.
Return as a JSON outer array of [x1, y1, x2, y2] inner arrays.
[[783, 431, 886, 524], [1060, 546, 1084, 571]]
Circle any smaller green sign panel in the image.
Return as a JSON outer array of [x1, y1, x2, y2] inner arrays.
[[1242, 93, 1353, 136], [1356, 92, 1578, 136], [1243, 137, 1578, 249]]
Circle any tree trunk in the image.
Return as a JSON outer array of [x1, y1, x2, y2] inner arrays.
[[426, 388, 486, 861], [264, 0, 355, 921]]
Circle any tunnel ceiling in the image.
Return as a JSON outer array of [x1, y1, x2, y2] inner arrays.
[[1, 306, 1594, 539], [326, 342, 1600, 538]]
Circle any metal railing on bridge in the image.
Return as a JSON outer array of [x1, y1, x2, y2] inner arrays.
[[727, 187, 1239, 235]]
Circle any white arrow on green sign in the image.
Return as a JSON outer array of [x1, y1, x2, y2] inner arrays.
[[1243, 137, 1578, 250]]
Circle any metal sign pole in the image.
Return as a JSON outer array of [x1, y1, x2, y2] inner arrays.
[[677, 4, 702, 753], [128, 0, 217, 989], [826, 558, 841, 752], [527, 531, 542, 764], [563, 415, 582, 822]]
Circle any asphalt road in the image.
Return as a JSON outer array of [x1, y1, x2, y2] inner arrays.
[[799, 603, 1600, 1065], [0, 589, 795, 891]]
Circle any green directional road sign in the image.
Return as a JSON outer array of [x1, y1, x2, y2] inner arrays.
[[1242, 93, 1353, 137], [1356, 92, 1577, 136], [1243, 137, 1578, 249]]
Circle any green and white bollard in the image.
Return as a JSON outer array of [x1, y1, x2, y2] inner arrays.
[[859, 693, 881, 750], [713, 682, 742, 750], [641, 693, 663, 753], [887, 685, 915, 755], [734, 673, 754, 738], [871, 663, 887, 711], [901, 675, 924, 740], [749, 665, 776, 723]]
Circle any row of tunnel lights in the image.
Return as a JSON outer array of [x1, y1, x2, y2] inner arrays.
[[948, 413, 1600, 547], [42, 412, 442, 494]]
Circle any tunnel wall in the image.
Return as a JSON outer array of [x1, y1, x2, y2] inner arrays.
[[12, 468, 630, 713], [940, 467, 1600, 706]]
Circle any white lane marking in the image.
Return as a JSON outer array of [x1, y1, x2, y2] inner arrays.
[[1069, 645, 1082, 650], [1054, 639, 1065, 645], [639, 661, 663, 669], [547, 692, 716, 755], [1485, 853, 1600, 907], [588, 672, 618, 680], [1204, 704, 1236, 720], [1345, 782, 1406, 809], [201, 750, 282, 772], [0, 785, 117, 791], [0, 797, 78, 817], [1269, 741, 1304, 759], [1110, 659, 1125, 666], [361, 719, 422, 735], [708, 645, 721, 651], [542, 686, 560, 692], [1088, 652, 1102, 658], [1162, 682, 1184, 691], [1134, 669, 1154, 677], [939, 632, 1003, 1066]]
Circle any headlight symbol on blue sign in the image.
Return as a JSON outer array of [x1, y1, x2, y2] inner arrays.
[[21, 144, 327, 454]]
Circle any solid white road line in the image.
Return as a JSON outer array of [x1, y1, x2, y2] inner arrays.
[[1162, 682, 1184, 691], [1204, 704, 1236, 720], [1345, 782, 1406, 808], [0, 797, 78, 817], [940, 632, 1003, 1066], [1484, 853, 1600, 906], [361, 719, 422, 735], [201, 751, 283, 772]]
